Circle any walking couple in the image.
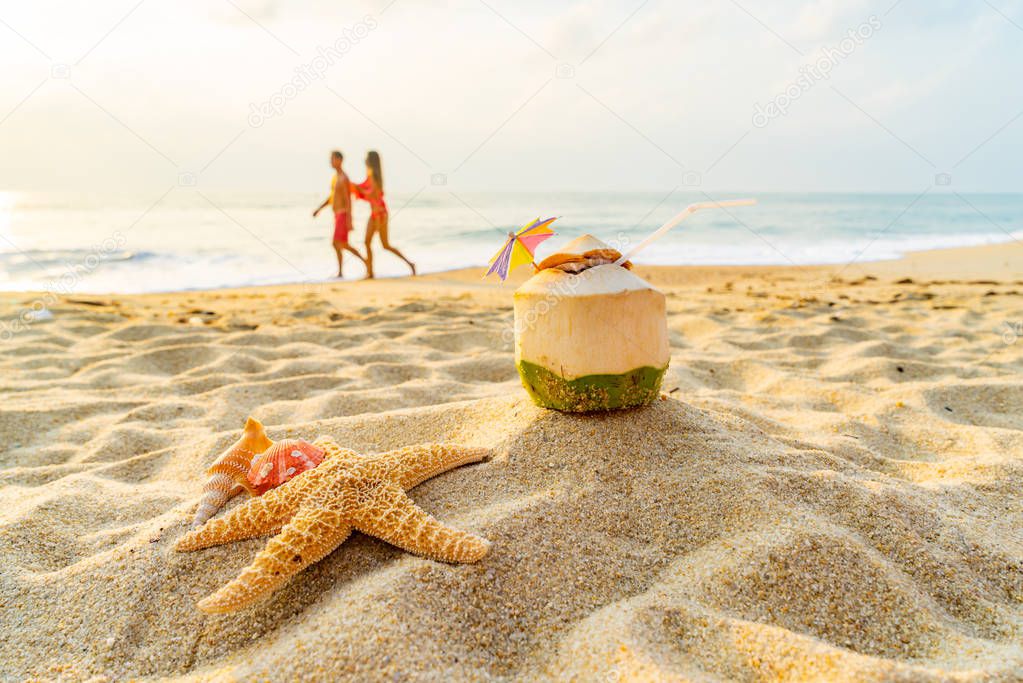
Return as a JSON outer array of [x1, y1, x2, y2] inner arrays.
[[313, 150, 415, 279]]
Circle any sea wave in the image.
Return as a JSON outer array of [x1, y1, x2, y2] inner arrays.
[[0, 192, 1019, 293], [0, 249, 145, 273]]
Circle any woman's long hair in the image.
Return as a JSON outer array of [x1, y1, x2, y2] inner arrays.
[[366, 150, 383, 191]]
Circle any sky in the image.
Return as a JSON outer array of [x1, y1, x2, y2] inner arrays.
[[1, 0, 1022, 194]]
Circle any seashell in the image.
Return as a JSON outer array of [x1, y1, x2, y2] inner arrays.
[[192, 417, 273, 527], [246, 440, 325, 495]]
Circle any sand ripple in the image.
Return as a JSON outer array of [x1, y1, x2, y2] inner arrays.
[[0, 273, 1020, 681]]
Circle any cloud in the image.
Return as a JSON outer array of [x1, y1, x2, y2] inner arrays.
[[788, 0, 870, 41], [211, 0, 280, 25]]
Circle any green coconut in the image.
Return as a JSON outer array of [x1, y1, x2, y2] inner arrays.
[[514, 235, 669, 412]]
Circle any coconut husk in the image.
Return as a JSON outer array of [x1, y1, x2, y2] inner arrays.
[[537, 249, 632, 273]]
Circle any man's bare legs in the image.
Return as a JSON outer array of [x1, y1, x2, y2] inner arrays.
[[333, 240, 366, 278], [363, 214, 414, 279]]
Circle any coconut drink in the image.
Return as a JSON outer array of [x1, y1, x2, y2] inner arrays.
[[514, 235, 669, 412], [487, 201, 756, 413]]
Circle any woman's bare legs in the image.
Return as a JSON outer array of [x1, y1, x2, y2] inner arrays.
[[333, 240, 366, 278], [376, 213, 416, 275], [363, 219, 377, 279]]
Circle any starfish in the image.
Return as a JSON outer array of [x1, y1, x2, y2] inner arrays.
[[176, 439, 491, 613]]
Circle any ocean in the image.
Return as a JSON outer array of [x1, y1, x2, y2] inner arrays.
[[0, 191, 1019, 294]]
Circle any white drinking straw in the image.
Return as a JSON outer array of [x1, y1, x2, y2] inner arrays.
[[613, 198, 758, 265]]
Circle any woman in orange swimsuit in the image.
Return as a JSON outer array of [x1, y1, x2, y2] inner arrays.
[[353, 151, 415, 279]]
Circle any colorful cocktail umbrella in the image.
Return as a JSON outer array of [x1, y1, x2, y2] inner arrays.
[[485, 217, 557, 281]]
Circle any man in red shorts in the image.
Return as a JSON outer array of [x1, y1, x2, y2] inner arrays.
[[313, 150, 367, 277]]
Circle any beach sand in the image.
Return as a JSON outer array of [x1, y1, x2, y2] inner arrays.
[[0, 243, 1021, 681]]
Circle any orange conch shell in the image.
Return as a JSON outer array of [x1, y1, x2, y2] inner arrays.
[[192, 417, 273, 527], [246, 440, 325, 495]]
